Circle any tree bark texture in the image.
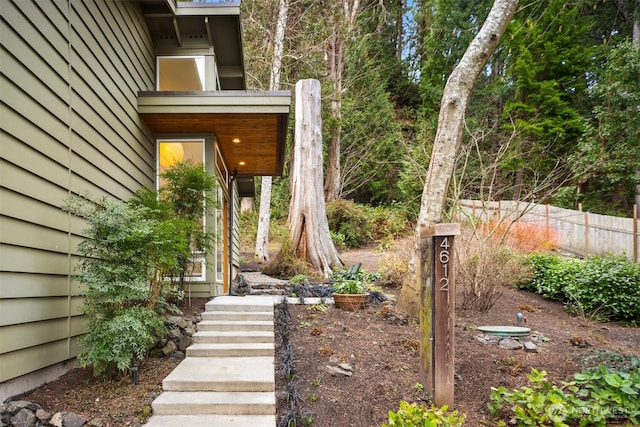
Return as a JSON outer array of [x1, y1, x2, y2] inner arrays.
[[397, 0, 519, 317], [255, 0, 289, 261], [290, 79, 343, 277], [324, 0, 360, 202]]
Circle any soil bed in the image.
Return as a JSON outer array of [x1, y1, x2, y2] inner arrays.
[[280, 285, 639, 426]]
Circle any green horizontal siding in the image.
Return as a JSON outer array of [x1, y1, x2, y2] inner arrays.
[[0, 273, 71, 298], [0, 0, 155, 385], [0, 317, 87, 354], [0, 337, 81, 383], [0, 217, 70, 254]]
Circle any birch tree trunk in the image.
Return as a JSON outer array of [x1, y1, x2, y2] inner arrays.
[[255, 0, 289, 262], [397, 0, 519, 317], [289, 79, 343, 277]]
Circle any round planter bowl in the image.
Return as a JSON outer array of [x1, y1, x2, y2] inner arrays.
[[333, 293, 369, 311]]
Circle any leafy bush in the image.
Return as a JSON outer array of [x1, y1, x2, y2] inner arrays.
[[65, 162, 217, 377], [326, 200, 411, 248], [569, 256, 640, 322], [382, 401, 465, 426], [65, 196, 178, 376], [326, 199, 371, 248], [369, 205, 411, 242], [79, 306, 165, 377], [520, 252, 582, 301], [521, 253, 640, 322], [489, 366, 640, 426]]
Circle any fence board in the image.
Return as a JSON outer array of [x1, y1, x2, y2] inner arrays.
[[458, 200, 639, 262]]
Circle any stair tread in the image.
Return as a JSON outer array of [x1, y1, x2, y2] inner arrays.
[[145, 415, 275, 427]]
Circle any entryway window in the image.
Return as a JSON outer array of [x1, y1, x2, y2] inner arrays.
[[157, 140, 207, 281], [157, 56, 206, 91]]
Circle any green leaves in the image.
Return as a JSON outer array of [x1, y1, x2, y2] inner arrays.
[[65, 161, 217, 377], [490, 366, 640, 426], [521, 253, 640, 322], [382, 401, 465, 427]]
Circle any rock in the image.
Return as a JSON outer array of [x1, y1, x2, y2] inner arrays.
[[178, 335, 191, 351], [498, 338, 523, 350], [327, 357, 341, 367], [11, 408, 36, 427], [149, 348, 164, 358], [326, 365, 353, 377], [338, 363, 353, 372], [166, 316, 187, 329], [475, 334, 499, 345], [168, 328, 182, 340], [524, 341, 540, 353], [87, 418, 104, 427], [161, 340, 178, 356], [6, 401, 39, 415], [35, 408, 52, 423], [62, 411, 87, 427], [50, 412, 64, 427], [171, 351, 185, 360]]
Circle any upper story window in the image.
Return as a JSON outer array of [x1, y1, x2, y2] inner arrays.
[[157, 56, 205, 91]]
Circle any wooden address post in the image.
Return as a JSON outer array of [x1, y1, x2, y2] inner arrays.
[[419, 223, 460, 407]]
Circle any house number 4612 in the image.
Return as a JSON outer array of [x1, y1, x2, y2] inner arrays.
[[439, 237, 450, 292]]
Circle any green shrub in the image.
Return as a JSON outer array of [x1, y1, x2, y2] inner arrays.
[[489, 366, 640, 426], [521, 253, 640, 322], [326, 199, 370, 248], [369, 205, 411, 242], [79, 306, 165, 377], [382, 401, 465, 426], [520, 252, 582, 301], [569, 256, 640, 322], [326, 200, 411, 249], [65, 196, 178, 377]]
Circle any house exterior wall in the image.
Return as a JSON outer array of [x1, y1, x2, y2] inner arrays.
[[0, 0, 156, 398]]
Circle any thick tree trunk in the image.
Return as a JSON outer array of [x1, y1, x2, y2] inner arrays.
[[255, 0, 289, 261], [290, 79, 343, 277], [397, 0, 519, 317]]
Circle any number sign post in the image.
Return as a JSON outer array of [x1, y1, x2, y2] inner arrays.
[[419, 223, 460, 407]]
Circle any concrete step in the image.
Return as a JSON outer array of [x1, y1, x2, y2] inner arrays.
[[162, 357, 274, 392], [187, 342, 274, 358], [197, 320, 274, 332], [205, 296, 275, 313], [152, 391, 275, 415], [201, 310, 273, 322], [145, 414, 276, 427], [192, 330, 273, 344]]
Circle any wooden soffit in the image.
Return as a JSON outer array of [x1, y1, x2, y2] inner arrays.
[[138, 91, 290, 177]]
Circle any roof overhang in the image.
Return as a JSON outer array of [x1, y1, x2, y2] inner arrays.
[[138, 91, 290, 177], [140, 0, 245, 89]]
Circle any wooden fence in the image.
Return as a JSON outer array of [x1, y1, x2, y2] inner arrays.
[[457, 200, 640, 262]]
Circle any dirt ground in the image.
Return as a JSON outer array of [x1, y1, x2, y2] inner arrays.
[[20, 246, 640, 426]]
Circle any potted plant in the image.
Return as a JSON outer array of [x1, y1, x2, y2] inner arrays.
[[331, 265, 370, 311]]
